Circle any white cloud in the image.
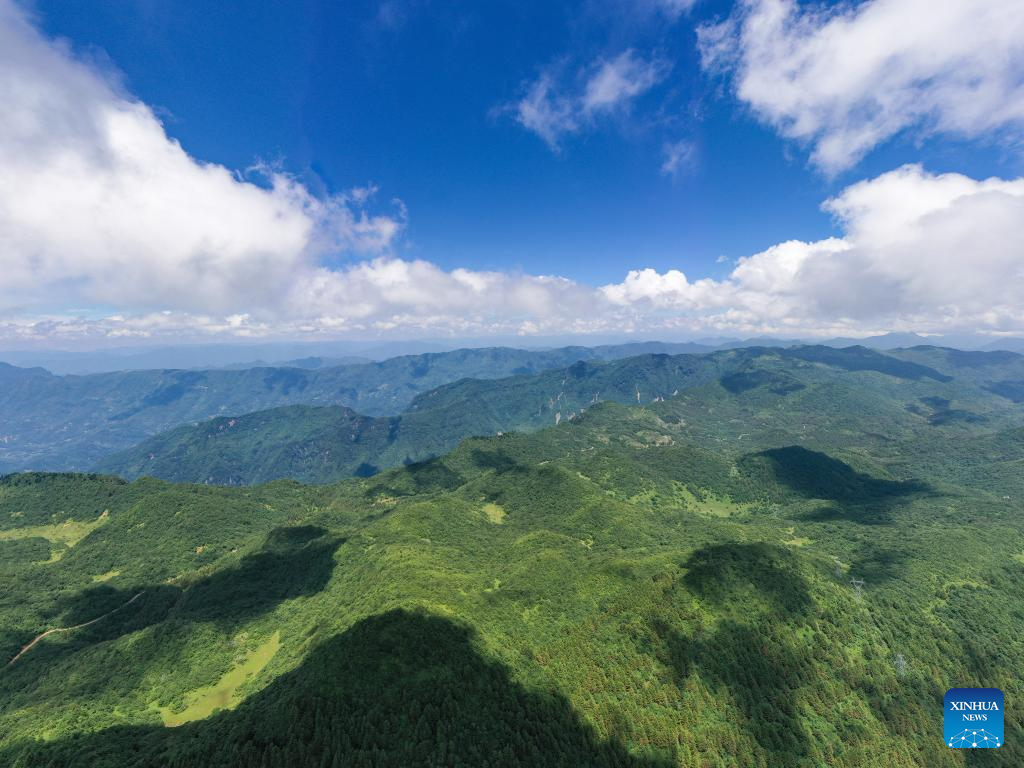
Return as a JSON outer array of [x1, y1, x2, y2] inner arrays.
[[3, 2, 1024, 344], [510, 50, 668, 149], [510, 73, 579, 150], [583, 51, 668, 113], [600, 165, 1024, 334], [699, 0, 1024, 173], [285, 258, 599, 330], [651, 0, 698, 18], [661, 139, 696, 177], [0, 0, 403, 319]]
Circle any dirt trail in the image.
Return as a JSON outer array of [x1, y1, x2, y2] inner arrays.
[[7, 591, 144, 666]]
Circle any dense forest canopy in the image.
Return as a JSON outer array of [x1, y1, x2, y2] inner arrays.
[[97, 345, 1024, 486], [2, 347, 1023, 766]]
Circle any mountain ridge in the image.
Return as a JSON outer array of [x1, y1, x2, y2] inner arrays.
[[96, 345, 1024, 486]]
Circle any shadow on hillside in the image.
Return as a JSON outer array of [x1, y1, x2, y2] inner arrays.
[[847, 544, 910, 585], [10, 526, 342, 672], [365, 457, 464, 498], [693, 621, 810, 760], [719, 369, 805, 396], [780, 346, 952, 382], [682, 542, 813, 615], [742, 446, 930, 524], [471, 448, 530, 475], [651, 543, 815, 760], [2, 609, 668, 768]]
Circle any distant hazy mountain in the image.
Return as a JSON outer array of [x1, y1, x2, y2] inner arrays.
[[97, 345, 1024, 486], [984, 337, 1024, 353], [5, 347, 1024, 767], [705, 331, 1024, 352], [8, 332, 1024, 376], [216, 356, 371, 370], [0, 340, 453, 375], [820, 332, 1024, 352], [0, 343, 724, 474]]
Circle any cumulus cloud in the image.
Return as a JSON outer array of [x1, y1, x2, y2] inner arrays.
[[699, 0, 1024, 173], [509, 50, 668, 149], [283, 258, 600, 333], [8, 163, 1024, 344], [3, 2, 1024, 344], [600, 165, 1024, 334], [0, 0, 403, 320]]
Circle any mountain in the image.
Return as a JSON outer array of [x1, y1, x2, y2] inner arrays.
[[94, 405, 422, 485], [215, 355, 371, 370], [2, 379, 1022, 766], [0, 339, 715, 376], [97, 345, 1024, 487], [1, 344, 720, 475], [0, 340, 459, 375], [984, 336, 1024, 353]]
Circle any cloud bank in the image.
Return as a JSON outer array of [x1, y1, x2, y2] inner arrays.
[[700, 0, 1024, 173], [2, 1, 1024, 344], [602, 165, 1024, 334]]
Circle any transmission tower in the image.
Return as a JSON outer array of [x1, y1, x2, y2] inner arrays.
[[850, 578, 865, 601], [894, 653, 907, 676]]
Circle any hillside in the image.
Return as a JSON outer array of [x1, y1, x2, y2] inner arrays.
[[0, 344, 705, 474], [1, 391, 1022, 766], [95, 405, 434, 485], [98, 345, 1024, 486]]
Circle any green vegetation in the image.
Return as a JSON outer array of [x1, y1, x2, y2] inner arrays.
[[0, 511, 109, 562], [1, 347, 1023, 766], [3, 344, 699, 473], [482, 502, 507, 524], [159, 631, 281, 726], [98, 345, 1024, 487]]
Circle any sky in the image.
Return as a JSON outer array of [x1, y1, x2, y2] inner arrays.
[[1, 0, 1024, 347]]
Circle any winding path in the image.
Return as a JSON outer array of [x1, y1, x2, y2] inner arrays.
[[7, 591, 144, 666]]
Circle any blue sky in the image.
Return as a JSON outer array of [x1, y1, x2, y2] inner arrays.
[[3, 0, 1024, 345]]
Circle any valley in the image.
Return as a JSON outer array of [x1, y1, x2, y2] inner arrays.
[[0, 342, 713, 474], [1, 346, 1022, 766], [98, 345, 1024, 487]]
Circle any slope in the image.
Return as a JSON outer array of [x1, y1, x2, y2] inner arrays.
[[2, 394, 1023, 766], [98, 345, 1024, 486], [0, 344, 689, 474]]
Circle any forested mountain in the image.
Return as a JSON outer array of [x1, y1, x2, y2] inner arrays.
[[0, 343, 711, 474], [97, 345, 1024, 486], [2, 379, 1023, 766]]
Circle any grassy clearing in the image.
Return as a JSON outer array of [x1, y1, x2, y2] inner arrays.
[[160, 632, 281, 727], [482, 503, 506, 524], [672, 485, 748, 518], [0, 511, 109, 562], [91, 570, 120, 582]]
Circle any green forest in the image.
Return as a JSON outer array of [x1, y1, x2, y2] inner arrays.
[[97, 344, 1024, 486], [2, 347, 1023, 766], [0, 342, 702, 474]]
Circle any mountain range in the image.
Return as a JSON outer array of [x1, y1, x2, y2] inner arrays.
[[95, 345, 1024, 487], [0, 343, 712, 474], [2, 343, 1022, 766]]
